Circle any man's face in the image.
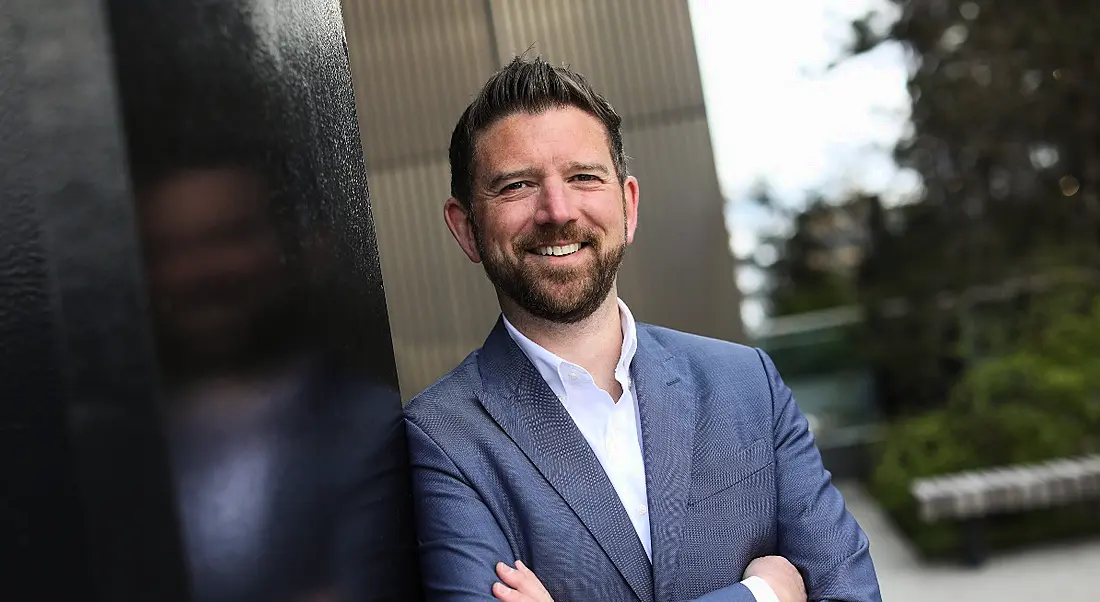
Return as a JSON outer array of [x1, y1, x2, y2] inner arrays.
[[445, 106, 640, 323], [140, 167, 285, 360]]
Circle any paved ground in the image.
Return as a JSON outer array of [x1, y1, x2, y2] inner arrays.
[[836, 481, 1100, 601]]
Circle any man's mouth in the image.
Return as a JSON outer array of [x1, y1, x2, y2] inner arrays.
[[532, 242, 584, 257]]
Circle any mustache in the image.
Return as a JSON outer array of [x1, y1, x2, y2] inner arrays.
[[512, 223, 599, 252]]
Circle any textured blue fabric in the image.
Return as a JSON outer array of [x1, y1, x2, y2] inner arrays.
[[405, 318, 881, 602]]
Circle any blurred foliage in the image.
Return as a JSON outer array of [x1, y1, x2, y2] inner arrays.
[[766, 0, 1100, 417], [853, 0, 1100, 418], [764, 1, 1100, 554], [753, 189, 867, 317], [869, 293, 1100, 556]]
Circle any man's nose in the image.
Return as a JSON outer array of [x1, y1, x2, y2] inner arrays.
[[534, 181, 576, 226]]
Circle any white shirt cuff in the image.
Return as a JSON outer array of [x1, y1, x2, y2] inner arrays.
[[741, 575, 780, 602]]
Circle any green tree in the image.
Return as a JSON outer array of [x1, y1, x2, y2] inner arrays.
[[757, 188, 869, 317], [840, 0, 1100, 416]]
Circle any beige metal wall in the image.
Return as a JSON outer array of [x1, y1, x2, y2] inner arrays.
[[342, 0, 743, 398]]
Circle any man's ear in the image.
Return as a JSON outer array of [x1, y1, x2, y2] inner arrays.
[[623, 176, 640, 245], [444, 197, 481, 263]]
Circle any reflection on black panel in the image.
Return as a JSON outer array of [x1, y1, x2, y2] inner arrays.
[[136, 162, 403, 602], [106, 0, 419, 600]]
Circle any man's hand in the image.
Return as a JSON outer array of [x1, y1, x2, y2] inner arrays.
[[492, 560, 553, 602], [744, 556, 807, 602]]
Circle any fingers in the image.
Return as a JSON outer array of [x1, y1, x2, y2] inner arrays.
[[494, 561, 551, 602], [496, 561, 521, 586], [515, 560, 535, 577], [492, 580, 529, 602]]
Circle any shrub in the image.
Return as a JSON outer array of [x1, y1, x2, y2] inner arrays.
[[868, 294, 1100, 556]]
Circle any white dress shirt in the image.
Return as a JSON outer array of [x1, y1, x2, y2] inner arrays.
[[503, 299, 778, 602]]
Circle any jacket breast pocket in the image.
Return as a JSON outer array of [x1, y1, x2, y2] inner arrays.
[[687, 437, 772, 506]]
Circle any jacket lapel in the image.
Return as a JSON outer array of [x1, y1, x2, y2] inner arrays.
[[633, 327, 696, 602], [476, 319, 654, 602]]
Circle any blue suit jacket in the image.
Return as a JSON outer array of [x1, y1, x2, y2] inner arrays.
[[405, 320, 881, 602]]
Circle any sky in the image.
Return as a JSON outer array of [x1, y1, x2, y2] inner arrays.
[[687, 0, 917, 334]]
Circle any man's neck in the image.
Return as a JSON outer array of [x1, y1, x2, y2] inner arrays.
[[500, 291, 624, 391]]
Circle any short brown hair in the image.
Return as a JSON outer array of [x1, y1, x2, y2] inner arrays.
[[448, 55, 628, 209]]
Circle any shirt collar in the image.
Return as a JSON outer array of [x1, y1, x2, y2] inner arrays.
[[502, 298, 638, 400]]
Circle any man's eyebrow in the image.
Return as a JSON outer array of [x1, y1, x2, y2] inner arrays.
[[485, 162, 611, 190], [487, 168, 541, 191], [566, 162, 611, 175]]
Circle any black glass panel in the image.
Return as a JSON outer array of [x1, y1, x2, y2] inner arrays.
[[1, 0, 419, 601]]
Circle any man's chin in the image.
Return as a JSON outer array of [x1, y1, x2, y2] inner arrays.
[[483, 257, 611, 322], [516, 287, 605, 324]]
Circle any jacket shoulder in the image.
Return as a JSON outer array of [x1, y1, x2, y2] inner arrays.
[[637, 323, 783, 397], [639, 323, 764, 366], [403, 350, 480, 427]]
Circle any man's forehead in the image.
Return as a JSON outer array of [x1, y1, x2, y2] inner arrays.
[[471, 110, 614, 177]]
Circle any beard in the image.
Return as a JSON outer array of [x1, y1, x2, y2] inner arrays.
[[475, 220, 626, 324]]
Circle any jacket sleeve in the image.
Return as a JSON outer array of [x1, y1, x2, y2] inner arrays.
[[406, 418, 514, 601], [757, 349, 883, 602]]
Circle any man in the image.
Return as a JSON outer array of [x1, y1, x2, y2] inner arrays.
[[404, 56, 881, 602]]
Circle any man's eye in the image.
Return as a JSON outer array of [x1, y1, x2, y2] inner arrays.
[[501, 182, 527, 192], [572, 174, 600, 182]]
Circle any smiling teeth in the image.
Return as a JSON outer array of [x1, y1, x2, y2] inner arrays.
[[536, 243, 582, 256]]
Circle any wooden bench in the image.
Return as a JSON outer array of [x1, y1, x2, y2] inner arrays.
[[910, 455, 1100, 566]]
